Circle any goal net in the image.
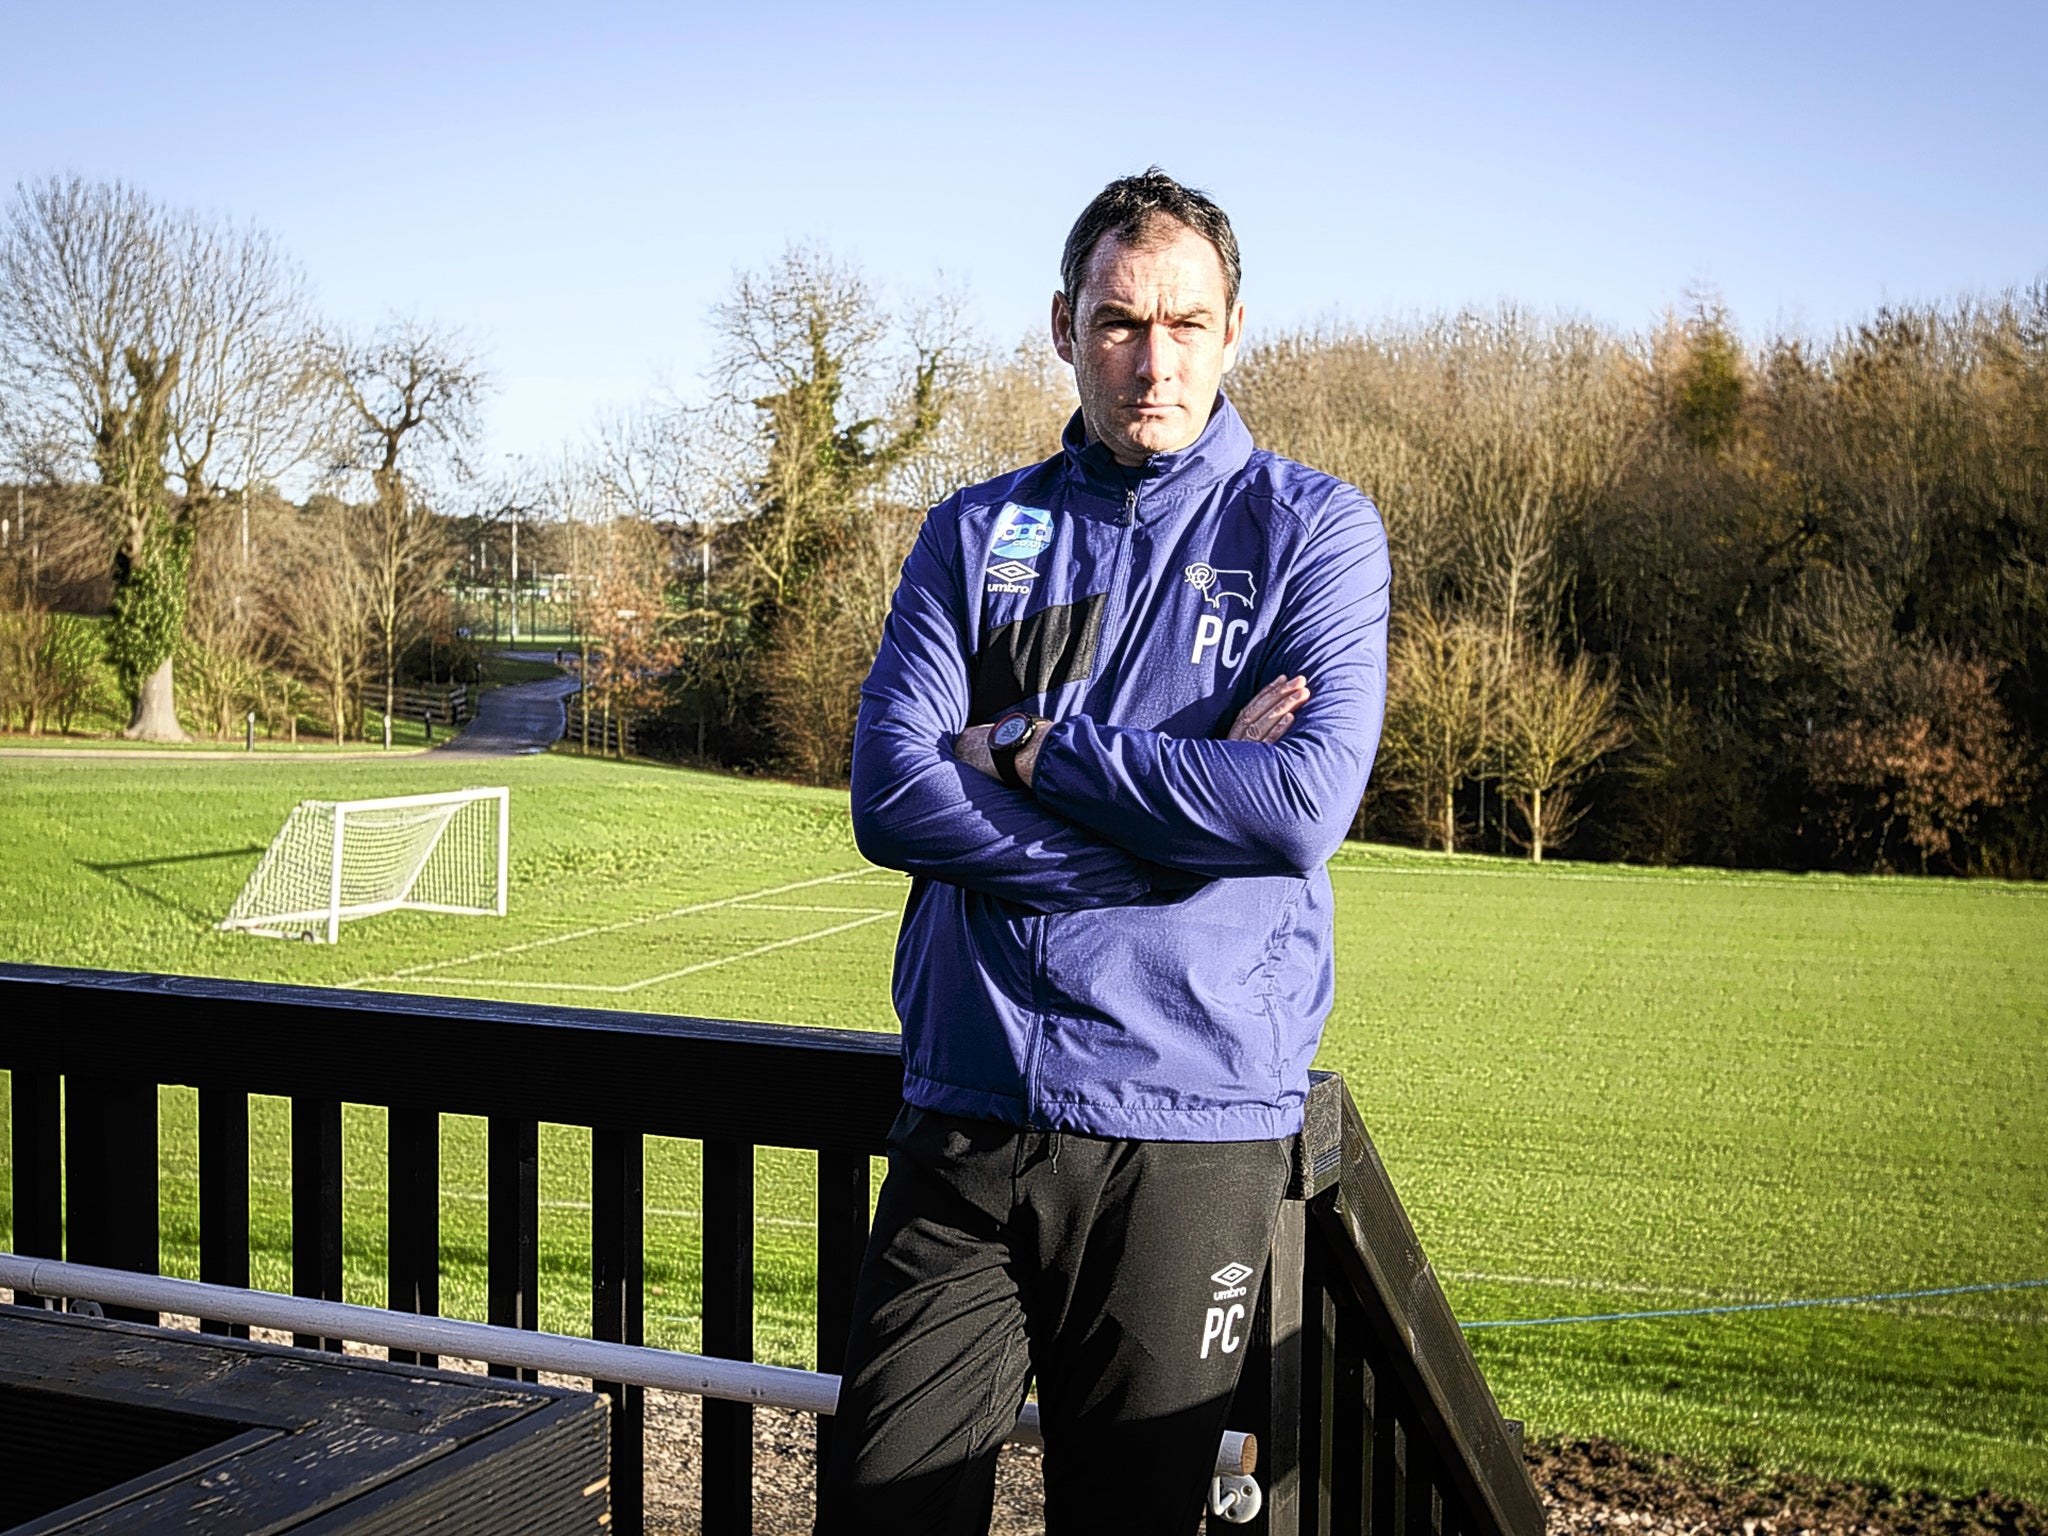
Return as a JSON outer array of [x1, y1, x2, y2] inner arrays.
[[220, 788, 509, 943]]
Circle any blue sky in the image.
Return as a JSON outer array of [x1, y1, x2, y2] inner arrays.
[[4, 1, 2043, 462]]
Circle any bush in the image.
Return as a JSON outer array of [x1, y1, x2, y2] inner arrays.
[[0, 604, 118, 735]]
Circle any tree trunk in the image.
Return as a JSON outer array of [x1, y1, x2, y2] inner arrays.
[[1441, 788, 1455, 854], [1530, 786, 1545, 863], [123, 656, 187, 742]]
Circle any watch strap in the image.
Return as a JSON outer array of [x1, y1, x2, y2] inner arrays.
[[991, 714, 1043, 789]]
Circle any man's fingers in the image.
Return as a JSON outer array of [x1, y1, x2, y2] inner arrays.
[[1227, 676, 1310, 742], [1248, 684, 1310, 726]]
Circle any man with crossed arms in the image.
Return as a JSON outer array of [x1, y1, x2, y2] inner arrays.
[[827, 169, 1390, 1533]]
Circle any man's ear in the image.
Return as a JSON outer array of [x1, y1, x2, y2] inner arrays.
[[1220, 300, 1246, 374], [1051, 290, 1076, 365]]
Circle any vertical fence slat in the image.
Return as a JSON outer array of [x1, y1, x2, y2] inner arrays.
[[593, 1127, 645, 1536], [1379, 1407, 1409, 1536], [488, 1114, 540, 1380], [1303, 1242, 1338, 1536], [10, 1071, 63, 1274], [813, 1148, 869, 1482], [702, 1138, 754, 1536], [292, 1097, 343, 1350], [387, 1106, 440, 1366], [198, 1088, 250, 1337], [66, 1076, 158, 1325], [1334, 1304, 1372, 1535], [1237, 1198, 1306, 1536], [1405, 1431, 1441, 1536]]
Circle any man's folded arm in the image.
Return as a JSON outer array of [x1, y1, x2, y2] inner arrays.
[[850, 508, 1171, 912], [1031, 490, 1390, 878]]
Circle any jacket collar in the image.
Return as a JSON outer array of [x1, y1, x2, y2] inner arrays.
[[1060, 392, 1255, 518]]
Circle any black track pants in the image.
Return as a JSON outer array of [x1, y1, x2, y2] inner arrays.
[[817, 1106, 1293, 1536]]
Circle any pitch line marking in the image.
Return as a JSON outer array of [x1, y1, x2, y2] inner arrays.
[[731, 902, 894, 915], [400, 912, 893, 995], [338, 868, 874, 988], [1443, 1270, 1734, 1302]]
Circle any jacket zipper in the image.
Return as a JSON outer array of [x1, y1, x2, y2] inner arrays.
[[1022, 482, 1140, 1130]]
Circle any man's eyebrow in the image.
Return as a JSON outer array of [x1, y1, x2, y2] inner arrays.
[[1089, 300, 1217, 324]]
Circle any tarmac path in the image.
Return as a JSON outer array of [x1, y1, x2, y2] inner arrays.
[[436, 654, 580, 757]]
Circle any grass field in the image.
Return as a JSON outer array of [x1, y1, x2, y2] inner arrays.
[[0, 749, 2043, 1502]]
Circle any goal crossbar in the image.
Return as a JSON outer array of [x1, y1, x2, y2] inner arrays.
[[221, 787, 509, 944]]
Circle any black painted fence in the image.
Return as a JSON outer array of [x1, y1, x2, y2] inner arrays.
[[0, 963, 1542, 1536]]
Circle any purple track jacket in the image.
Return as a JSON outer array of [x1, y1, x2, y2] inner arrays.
[[850, 395, 1390, 1141]]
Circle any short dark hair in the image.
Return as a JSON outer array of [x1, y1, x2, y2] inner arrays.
[[1060, 168, 1242, 311]]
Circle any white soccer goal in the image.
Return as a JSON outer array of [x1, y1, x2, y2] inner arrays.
[[220, 788, 509, 944]]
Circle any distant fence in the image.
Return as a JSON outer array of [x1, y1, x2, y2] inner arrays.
[[359, 683, 471, 726], [1, 963, 1542, 1536], [564, 694, 634, 757]]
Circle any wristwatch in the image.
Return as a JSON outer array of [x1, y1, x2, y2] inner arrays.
[[989, 711, 1049, 789]]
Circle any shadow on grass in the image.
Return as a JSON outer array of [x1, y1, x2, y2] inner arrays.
[[80, 845, 267, 923]]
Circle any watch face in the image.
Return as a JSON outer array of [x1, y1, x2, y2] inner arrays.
[[991, 714, 1031, 750]]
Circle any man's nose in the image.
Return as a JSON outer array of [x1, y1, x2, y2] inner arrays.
[[1133, 322, 1173, 383]]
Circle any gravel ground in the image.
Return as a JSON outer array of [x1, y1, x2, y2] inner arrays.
[[639, 1392, 1047, 1536]]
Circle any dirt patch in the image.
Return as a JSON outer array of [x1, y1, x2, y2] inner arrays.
[[1531, 1437, 2046, 1536]]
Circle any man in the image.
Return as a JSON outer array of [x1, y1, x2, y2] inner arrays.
[[826, 170, 1389, 1533]]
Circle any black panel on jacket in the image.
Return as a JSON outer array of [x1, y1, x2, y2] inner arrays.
[[968, 593, 1106, 725]]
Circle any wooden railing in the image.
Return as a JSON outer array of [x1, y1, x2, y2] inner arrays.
[[360, 683, 472, 725], [0, 963, 1542, 1536], [564, 694, 634, 756]]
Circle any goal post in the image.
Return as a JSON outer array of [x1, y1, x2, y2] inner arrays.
[[221, 787, 510, 943]]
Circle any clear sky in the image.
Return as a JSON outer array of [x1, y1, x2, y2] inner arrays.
[[4, 0, 2043, 463]]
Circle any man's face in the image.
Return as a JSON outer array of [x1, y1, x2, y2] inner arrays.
[[1052, 218, 1244, 466]]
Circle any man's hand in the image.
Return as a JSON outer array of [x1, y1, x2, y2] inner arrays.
[[954, 723, 1048, 787], [955, 676, 1309, 789], [1228, 674, 1310, 743]]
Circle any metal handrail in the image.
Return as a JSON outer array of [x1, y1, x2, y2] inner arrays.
[[0, 1252, 1255, 1478]]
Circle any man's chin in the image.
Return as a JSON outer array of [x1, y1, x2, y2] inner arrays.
[[1119, 414, 1200, 459]]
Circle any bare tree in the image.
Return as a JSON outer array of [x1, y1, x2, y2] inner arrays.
[[0, 175, 321, 739], [270, 497, 371, 742], [692, 247, 948, 775], [574, 514, 681, 757], [1499, 648, 1627, 861], [1377, 609, 1504, 853], [325, 320, 485, 745]]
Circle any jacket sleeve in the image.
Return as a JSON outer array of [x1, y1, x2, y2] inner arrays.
[[1030, 486, 1390, 879], [849, 501, 1175, 912]]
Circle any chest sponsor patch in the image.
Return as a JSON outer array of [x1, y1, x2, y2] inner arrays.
[[991, 504, 1054, 560]]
